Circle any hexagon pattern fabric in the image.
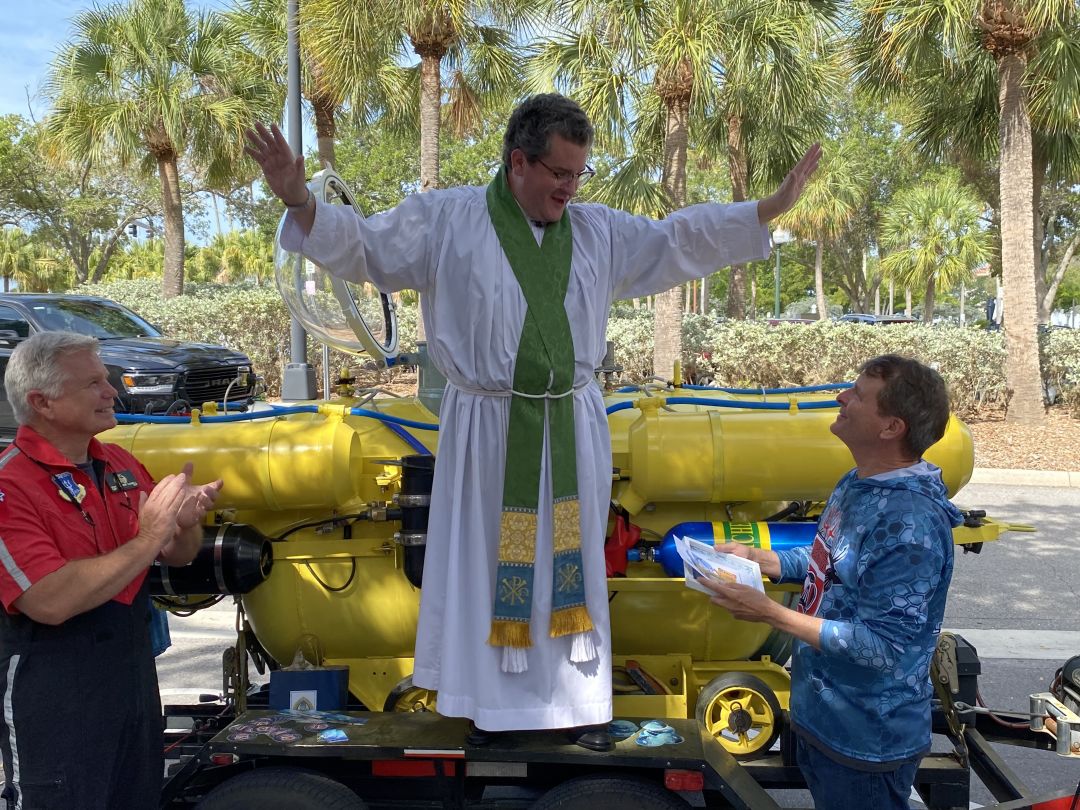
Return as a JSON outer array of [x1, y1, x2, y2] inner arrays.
[[775, 461, 963, 766]]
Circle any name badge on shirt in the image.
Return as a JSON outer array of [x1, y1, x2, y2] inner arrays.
[[107, 470, 140, 492], [54, 471, 86, 504]]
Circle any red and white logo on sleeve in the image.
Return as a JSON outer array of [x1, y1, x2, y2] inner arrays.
[[797, 503, 842, 616]]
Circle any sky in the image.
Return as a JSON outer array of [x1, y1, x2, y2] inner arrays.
[[0, 0, 229, 121]]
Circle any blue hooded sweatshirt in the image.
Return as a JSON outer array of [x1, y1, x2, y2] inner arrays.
[[775, 461, 963, 767]]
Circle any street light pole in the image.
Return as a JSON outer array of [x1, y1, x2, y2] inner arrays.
[[281, 0, 317, 401], [772, 229, 792, 319]]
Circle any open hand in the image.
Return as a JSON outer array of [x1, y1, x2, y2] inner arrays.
[[757, 143, 822, 223], [244, 122, 309, 207]]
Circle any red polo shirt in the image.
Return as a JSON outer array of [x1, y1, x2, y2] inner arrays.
[[0, 425, 155, 612]]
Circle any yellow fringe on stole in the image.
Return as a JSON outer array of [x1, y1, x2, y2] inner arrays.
[[549, 604, 594, 638], [487, 620, 532, 649]]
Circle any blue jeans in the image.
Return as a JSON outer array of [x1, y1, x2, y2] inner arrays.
[[149, 603, 172, 657], [796, 736, 920, 810]]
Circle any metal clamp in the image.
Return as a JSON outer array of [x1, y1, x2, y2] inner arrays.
[[394, 531, 427, 547]]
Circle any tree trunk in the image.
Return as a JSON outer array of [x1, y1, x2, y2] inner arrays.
[[725, 114, 749, 319], [312, 95, 337, 170], [997, 52, 1044, 424], [905, 287, 912, 316], [1032, 146, 1047, 322], [888, 278, 895, 315], [922, 275, 935, 323], [418, 53, 442, 193], [814, 241, 827, 320], [700, 276, 708, 314], [158, 155, 185, 298], [959, 281, 966, 326], [652, 96, 690, 381], [414, 49, 445, 344]]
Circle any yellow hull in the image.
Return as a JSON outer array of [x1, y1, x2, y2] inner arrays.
[[103, 389, 974, 713]]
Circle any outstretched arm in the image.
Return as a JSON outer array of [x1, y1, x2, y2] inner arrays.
[[756, 144, 822, 224]]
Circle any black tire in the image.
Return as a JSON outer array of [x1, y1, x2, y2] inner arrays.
[[695, 672, 782, 760], [382, 674, 437, 713], [533, 775, 689, 809], [196, 767, 367, 810]]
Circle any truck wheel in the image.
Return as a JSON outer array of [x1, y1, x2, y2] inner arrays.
[[533, 775, 689, 808], [196, 767, 367, 809], [695, 672, 782, 760], [383, 675, 437, 713]]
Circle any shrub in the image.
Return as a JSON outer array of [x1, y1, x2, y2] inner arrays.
[[75, 282, 1076, 418]]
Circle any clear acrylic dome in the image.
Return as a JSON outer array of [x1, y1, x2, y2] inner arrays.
[[273, 170, 398, 364]]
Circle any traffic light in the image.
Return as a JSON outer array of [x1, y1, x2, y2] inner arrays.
[[128, 224, 138, 237]]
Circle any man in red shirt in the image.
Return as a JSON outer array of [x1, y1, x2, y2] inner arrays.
[[0, 331, 223, 809]]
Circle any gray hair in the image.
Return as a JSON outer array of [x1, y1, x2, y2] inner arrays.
[[860, 354, 950, 457], [5, 331, 100, 425], [501, 94, 594, 169]]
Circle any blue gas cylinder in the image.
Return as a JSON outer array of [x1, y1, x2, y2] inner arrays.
[[655, 521, 816, 577]]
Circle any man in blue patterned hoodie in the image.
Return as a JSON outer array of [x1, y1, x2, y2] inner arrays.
[[705, 354, 963, 809]]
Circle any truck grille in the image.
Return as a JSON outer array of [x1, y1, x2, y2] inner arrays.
[[181, 365, 253, 406]]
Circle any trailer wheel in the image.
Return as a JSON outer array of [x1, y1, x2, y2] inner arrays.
[[533, 775, 689, 808], [383, 675, 437, 713], [695, 672, 782, 760], [196, 767, 367, 809]]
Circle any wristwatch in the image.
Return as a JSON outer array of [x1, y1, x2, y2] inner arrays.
[[284, 189, 314, 213]]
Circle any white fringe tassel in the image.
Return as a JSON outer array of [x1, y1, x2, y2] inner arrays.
[[569, 631, 598, 664], [501, 646, 528, 673]]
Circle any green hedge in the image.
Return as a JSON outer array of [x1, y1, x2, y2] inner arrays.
[[79, 282, 1079, 417], [609, 309, 1080, 417]]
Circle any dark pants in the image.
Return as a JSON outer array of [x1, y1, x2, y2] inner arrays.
[[796, 735, 920, 810], [0, 585, 162, 810]]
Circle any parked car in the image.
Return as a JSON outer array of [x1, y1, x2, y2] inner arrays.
[[0, 294, 257, 445], [838, 313, 920, 326]]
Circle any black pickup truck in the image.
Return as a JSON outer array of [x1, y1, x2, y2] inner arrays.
[[0, 294, 257, 446]]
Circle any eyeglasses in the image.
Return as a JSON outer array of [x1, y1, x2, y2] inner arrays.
[[533, 157, 595, 187]]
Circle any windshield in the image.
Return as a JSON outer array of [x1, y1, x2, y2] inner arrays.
[[28, 300, 161, 339]]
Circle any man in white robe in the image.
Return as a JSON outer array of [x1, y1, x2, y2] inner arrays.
[[246, 94, 819, 750]]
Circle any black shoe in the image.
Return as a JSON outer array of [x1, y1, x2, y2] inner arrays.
[[466, 721, 496, 746], [568, 725, 614, 752]]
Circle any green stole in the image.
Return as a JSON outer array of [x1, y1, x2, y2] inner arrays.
[[485, 167, 593, 664]]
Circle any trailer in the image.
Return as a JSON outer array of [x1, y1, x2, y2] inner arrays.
[[114, 171, 1077, 808]]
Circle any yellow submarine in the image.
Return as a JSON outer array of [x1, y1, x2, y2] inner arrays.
[[100, 171, 1022, 760]]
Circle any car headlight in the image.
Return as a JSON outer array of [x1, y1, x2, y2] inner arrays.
[[121, 373, 179, 395]]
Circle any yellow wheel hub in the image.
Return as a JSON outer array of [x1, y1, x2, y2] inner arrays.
[[695, 673, 781, 759]]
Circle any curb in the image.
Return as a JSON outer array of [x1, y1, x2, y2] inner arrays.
[[969, 468, 1080, 488]]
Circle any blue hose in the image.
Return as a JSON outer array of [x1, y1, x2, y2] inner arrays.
[[384, 422, 432, 455], [115, 403, 439, 430], [681, 382, 852, 394]]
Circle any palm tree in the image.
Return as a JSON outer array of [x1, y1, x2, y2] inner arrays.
[[226, 0, 392, 171], [773, 142, 867, 320], [890, 11, 1080, 326], [45, 0, 279, 298], [879, 175, 993, 323], [310, 0, 530, 195], [0, 228, 35, 292], [850, 0, 1076, 423], [530, 0, 838, 377], [0, 230, 71, 292]]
